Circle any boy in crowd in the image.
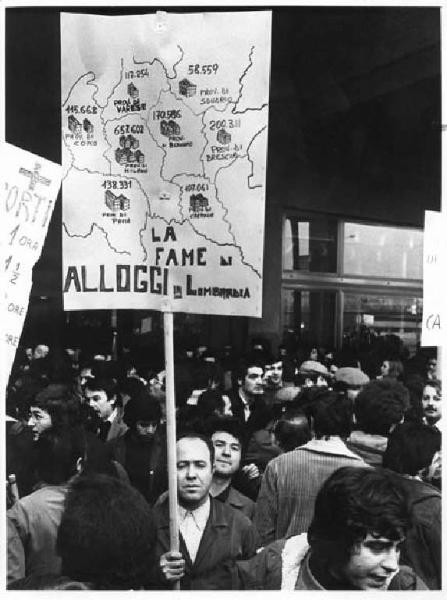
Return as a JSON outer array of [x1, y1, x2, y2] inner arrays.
[[238, 466, 427, 590], [207, 417, 255, 519]]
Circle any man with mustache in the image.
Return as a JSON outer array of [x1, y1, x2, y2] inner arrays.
[[422, 379, 442, 431]]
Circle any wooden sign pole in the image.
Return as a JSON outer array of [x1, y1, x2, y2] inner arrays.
[[162, 304, 180, 590]]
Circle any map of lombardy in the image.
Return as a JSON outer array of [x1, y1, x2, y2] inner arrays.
[[61, 11, 271, 316]]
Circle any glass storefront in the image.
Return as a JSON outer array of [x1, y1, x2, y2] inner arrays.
[[282, 289, 336, 348], [343, 293, 422, 354], [283, 216, 338, 272], [281, 214, 423, 351], [343, 222, 423, 279]]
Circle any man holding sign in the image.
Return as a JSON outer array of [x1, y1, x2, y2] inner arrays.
[[152, 434, 259, 589]]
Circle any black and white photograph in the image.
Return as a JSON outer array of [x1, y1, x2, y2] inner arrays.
[[3, 1, 443, 592]]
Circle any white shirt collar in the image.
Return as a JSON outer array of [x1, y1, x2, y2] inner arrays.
[[178, 495, 210, 531], [107, 407, 118, 423], [301, 436, 363, 460], [423, 415, 443, 432], [239, 388, 250, 406]]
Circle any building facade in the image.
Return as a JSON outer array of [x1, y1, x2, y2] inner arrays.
[[5, 6, 441, 358]]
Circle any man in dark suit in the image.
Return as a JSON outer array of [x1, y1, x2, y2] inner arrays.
[[84, 377, 127, 443], [229, 360, 266, 435], [152, 433, 259, 589]]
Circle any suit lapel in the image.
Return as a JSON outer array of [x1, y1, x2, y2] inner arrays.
[[107, 411, 128, 442], [192, 499, 227, 570], [179, 532, 194, 570]]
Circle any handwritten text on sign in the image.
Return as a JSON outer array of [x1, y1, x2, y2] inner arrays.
[[421, 210, 445, 347], [2, 143, 62, 379], [61, 11, 271, 316]]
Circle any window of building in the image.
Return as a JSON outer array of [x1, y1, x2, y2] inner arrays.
[[282, 214, 423, 352], [343, 222, 423, 279], [283, 216, 338, 272]]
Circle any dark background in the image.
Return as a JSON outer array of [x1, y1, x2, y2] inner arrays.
[[5, 5, 441, 350]]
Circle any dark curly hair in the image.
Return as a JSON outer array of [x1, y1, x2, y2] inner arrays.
[[35, 426, 87, 484], [85, 377, 121, 406], [354, 379, 410, 435], [308, 466, 410, 568], [383, 422, 441, 476], [273, 412, 311, 452], [57, 474, 157, 589], [32, 384, 81, 428], [205, 415, 245, 446], [236, 358, 264, 384], [308, 389, 353, 439]]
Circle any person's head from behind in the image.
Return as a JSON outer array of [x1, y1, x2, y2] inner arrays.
[[309, 389, 353, 440], [273, 409, 311, 452], [354, 380, 410, 436], [383, 421, 441, 478], [421, 379, 441, 426], [57, 474, 156, 589], [176, 433, 214, 509], [84, 377, 119, 421], [34, 426, 86, 485], [206, 416, 244, 480], [119, 376, 146, 408], [28, 384, 80, 440], [197, 389, 226, 417], [308, 466, 410, 590]]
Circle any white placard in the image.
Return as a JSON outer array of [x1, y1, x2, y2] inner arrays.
[[61, 11, 271, 317], [2, 143, 62, 380], [421, 210, 445, 347]]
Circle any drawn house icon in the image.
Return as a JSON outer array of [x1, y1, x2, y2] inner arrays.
[[127, 82, 139, 99], [105, 190, 130, 211], [168, 120, 181, 136], [189, 193, 209, 212], [115, 135, 142, 164], [160, 120, 181, 137], [68, 115, 82, 134], [217, 129, 231, 145], [83, 118, 94, 134], [179, 78, 197, 97]]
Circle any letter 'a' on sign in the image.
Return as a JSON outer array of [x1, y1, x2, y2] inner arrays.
[[61, 11, 271, 317], [421, 210, 445, 347]]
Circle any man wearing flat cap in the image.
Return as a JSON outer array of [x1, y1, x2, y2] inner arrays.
[[297, 360, 330, 388], [333, 367, 370, 402]]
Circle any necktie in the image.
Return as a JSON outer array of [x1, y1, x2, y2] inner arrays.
[[98, 420, 111, 441]]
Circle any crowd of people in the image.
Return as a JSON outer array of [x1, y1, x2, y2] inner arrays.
[[5, 335, 442, 590]]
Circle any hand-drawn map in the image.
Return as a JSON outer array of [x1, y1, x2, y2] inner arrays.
[[61, 11, 271, 316]]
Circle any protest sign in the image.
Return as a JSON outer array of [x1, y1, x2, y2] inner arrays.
[[421, 210, 445, 347], [2, 143, 62, 379], [61, 11, 271, 317]]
